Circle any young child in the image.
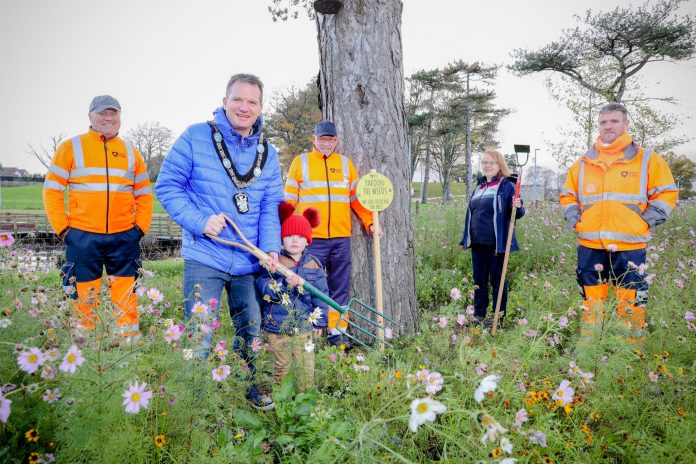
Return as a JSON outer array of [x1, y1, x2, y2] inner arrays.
[[256, 201, 329, 391]]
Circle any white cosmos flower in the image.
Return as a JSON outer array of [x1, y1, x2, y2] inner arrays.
[[408, 398, 447, 433], [308, 307, 323, 324], [474, 375, 500, 403], [304, 340, 315, 353], [500, 436, 513, 453]]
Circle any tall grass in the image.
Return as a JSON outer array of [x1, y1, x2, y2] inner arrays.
[[0, 201, 694, 463]]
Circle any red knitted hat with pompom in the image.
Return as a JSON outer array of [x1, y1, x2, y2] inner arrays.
[[278, 201, 320, 244]]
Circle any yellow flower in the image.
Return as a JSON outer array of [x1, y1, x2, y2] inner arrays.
[[395, 370, 403, 379], [490, 447, 502, 458], [25, 429, 40, 443], [563, 403, 574, 415], [677, 407, 687, 417], [339, 344, 346, 351], [28, 452, 41, 464], [543, 456, 554, 464], [154, 434, 167, 447], [581, 424, 591, 433]]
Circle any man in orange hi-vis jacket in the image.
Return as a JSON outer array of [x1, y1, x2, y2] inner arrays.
[[284, 120, 377, 349], [43, 95, 153, 343], [560, 102, 678, 343]]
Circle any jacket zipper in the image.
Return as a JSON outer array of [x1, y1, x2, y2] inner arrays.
[[323, 155, 332, 238], [102, 136, 110, 233]]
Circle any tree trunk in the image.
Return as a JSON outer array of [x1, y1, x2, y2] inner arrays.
[[316, 0, 418, 335]]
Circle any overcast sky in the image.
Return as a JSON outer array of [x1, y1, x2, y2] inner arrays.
[[1, 0, 694, 175]]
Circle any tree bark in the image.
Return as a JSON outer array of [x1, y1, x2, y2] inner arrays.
[[316, 0, 418, 335]]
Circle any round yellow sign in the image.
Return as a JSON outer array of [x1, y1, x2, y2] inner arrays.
[[356, 172, 394, 212]]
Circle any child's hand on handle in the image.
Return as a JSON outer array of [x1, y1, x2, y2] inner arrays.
[[286, 272, 301, 287], [261, 252, 279, 272], [512, 197, 522, 209]]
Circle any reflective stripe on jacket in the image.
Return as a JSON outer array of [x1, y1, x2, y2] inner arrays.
[[42, 129, 153, 235], [559, 133, 678, 251], [284, 148, 372, 239]]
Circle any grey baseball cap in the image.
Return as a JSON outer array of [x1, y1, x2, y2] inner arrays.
[[89, 95, 121, 113]]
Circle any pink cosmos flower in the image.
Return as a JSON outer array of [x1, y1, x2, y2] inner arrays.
[[384, 327, 394, 339], [59, 345, 85, 373], [568, 361, 583, 376], [466, 305, 475, 316], [518, 318, 528, 326], [146, 288, 164, 304], [514, 408, 528, 428], [44, 348, 60, 362], [425, 371, 444, 394], [192, 301, 209, 318], [356, 353, 365, 362], [450, 334, 457, 342], [43, 388, 61, 403], [0, 393, 12, 424], [0, 393, 10, 423], [674, 279, 684, 289], [40, 365, 57, 380], [580, 371, 595, 386], [438, 317, 448, 329], [164, 324, 184, 343], [208, 298, 219, 309], [329, 352, 337, 362], [450, 287, 461, 300], [558, 316, 569, 329], [685, 311, 695, 323], [552, 380, 574, 405], [250, 338, 261, 352], [529, 430, 547, 447], [0, 232, 15, 247], [607, 244, 618, 252], [457, 314, 466, 326], [17, 347, 44, 374], [645, 274, 655, 284], [648, 371, 658, 382], [416, 369, 430, 383], [594, 263, 604, 272], [212, 365, 231, 381], [476, 363, 488, 376], [122, 382, 153, 414], [214, 340, 228, 360]]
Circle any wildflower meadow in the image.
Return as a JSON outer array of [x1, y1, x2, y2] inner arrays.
[[0, 201, 694, 463]]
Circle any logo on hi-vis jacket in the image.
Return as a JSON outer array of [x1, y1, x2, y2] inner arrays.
[[112, 151, 125, 158], [330, 168, 342, 174]]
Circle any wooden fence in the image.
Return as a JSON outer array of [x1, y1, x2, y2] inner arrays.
[[0, 212, 182, 240]]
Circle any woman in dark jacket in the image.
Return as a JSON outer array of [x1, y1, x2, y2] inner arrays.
[[460, 148, 525, 328]]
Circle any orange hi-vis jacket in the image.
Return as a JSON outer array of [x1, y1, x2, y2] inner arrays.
[[284, 148, 373, 239], [560, 133, 678, 251], [43, 129, 154, 236]]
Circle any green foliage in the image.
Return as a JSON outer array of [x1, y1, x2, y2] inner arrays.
[[1, 201, 695, 463], [510, 0, 696, 102]]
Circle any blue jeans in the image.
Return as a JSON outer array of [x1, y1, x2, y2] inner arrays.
[[183, 260, 261, 366]]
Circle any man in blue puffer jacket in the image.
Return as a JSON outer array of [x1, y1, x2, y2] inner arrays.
[[156, 73, 284, 410]]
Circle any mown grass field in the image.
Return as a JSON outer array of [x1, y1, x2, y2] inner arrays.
[[0, 182, 464, 213], [0, 200, 694, 463]]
